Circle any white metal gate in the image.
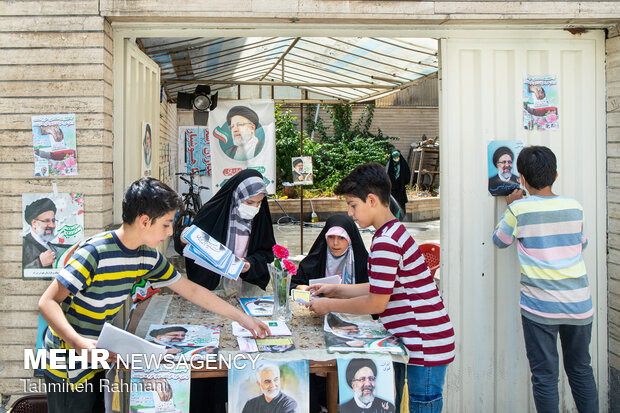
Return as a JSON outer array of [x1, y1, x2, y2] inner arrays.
[[440, 31, 607, 412], [113, 39, 160, 220]]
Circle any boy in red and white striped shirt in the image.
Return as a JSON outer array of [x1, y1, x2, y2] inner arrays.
[[307, 163, 455, 413]]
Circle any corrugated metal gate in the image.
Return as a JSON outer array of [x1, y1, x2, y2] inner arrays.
[[440, 31, 607, 412]]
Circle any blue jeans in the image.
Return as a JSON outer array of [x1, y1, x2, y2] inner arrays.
[[521, 316, 599, 413], [394, 363, 447, 413]]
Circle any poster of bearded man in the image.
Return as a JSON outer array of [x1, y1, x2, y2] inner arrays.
[[209, 100, 276, 194], [337, 357, 395, 413], [21, 193, 84, 278], [487, 140, 524, 197]]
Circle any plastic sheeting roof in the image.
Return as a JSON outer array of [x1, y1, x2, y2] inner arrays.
[[138, 37, 438, 102]]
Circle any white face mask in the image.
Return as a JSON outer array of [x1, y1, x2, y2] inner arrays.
[[237, 202, 260, 220]]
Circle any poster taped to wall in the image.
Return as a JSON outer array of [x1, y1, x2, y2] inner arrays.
[[32, 114, 78, 177], [523, 75, 559, 130], [292, 156, 313, 186], [228, 359, 308, 413], [142, 122, 153, 177], [487, 140, 524, 197], [180, 126, 211, 175], [337, 357, 395, 413], [22, 193, 84, 278], [209, 100, 276, 193]]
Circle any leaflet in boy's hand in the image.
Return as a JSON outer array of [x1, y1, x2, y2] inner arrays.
[[291, 289, 314, 304], [232, 320, 291, 337], [238, 296, 274, 316], [309, 275, 341, 286], [96, 322, 167, 361]]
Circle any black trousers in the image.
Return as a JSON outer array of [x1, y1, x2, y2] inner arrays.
[[45, 371, 106, 413]]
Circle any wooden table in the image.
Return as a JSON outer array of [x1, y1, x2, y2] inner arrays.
[[126, 294, 340, 411]]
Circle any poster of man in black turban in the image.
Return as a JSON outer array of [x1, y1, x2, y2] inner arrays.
[[210, 100, 276, 193], [22, 193, 84, 278], [487, 141, 524, 197]]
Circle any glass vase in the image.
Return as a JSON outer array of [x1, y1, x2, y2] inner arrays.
[[268, 263, 292, 321]]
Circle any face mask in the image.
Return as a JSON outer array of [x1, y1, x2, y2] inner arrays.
[[237, 202, 260, 220]]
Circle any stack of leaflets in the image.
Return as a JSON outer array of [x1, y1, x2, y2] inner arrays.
[[324, 312, 408, 355], [130, 365, 190, 413], [238, 296, 274, 317], [181, 225, 243, 281], [233, 320, 295, 353], [144, 324, 219, 361]]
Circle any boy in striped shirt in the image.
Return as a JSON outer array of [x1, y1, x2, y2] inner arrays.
[[38, 177, 270, 413], [307, 163, 455, 413], [493, 146, 598, 412]]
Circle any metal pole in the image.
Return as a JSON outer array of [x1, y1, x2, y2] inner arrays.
[[300, 102, 304, 255]]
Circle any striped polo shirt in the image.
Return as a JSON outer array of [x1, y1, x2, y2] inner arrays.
[[44, 231, 181, 384], [493, 195, 593, 325], [369, 219, 455, 366]]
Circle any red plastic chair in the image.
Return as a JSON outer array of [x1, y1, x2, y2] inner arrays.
[[419, 243, 440, 277]]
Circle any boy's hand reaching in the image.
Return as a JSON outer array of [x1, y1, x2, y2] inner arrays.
[[506, 188, 524, 206], [305, 297, 331, 315], [309, 283, 340, 298], [239, 314, 271, 338]]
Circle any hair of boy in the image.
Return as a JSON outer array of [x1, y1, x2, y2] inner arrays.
[[122, 177, 183, 224], [516, 146, 557, 190], [334, 163, 391, 206]]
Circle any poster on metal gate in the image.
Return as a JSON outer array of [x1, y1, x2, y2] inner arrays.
[[523, 75, 559, 131], [209, 100, 276, 193]]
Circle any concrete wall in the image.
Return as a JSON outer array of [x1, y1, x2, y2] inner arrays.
[[0, 1, 112, 406], [607, 29, 620, 413]]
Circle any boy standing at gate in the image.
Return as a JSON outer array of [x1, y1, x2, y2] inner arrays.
[[307, 163, 455, 412], [493, 146, 598, 412]]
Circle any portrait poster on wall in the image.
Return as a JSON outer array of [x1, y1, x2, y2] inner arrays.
[[291, 156, 313, 186], [228, 359, 309, 413], [22, 193, 84, 278], [142, 122, 153, 177], [523, 75, 559, 131], [130, 366, 190, 413], [487, 140, 524, 197], [337, 357, 396, 413], [32, 113, 78, 177], [180, 126, 211, 175], [209, 99, 276, 193]]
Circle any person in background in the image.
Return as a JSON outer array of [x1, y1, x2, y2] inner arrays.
[[493, 146, 598, 413], [292, 215, 369, 290], [385, 149, 410, 220]]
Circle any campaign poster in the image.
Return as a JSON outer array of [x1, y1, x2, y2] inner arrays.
[[22, 193, 84, 278], [142, 122, 153, 177], [291, 156, 313, 186], [228, 359, 308, 413], [32, 114, 78, 177], [180, 126, 211, 176], [523, 75, 559, 131], [337, 357, 395, 413], [487, 140, 524, 197], [130, 366, 190, 413], [209, 99, 276, 194]]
